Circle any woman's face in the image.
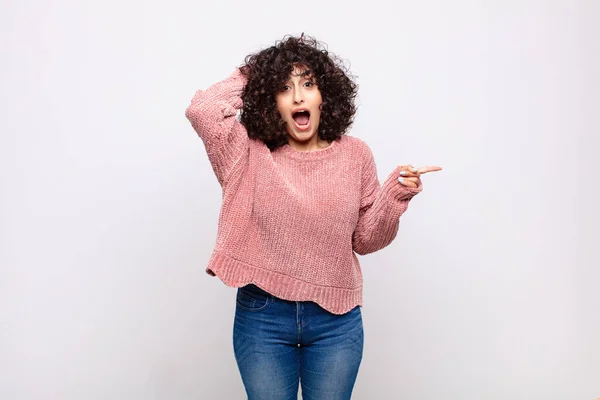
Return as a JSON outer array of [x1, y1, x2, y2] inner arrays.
[[275, 65, 323, 149]]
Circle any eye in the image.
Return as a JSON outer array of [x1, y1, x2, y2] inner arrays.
[[304, 81, 315, 87]]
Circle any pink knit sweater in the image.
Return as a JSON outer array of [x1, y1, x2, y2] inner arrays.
[[185, 69, 422, 314]]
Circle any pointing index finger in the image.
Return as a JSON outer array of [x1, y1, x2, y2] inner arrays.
[[417, 166, 443, 174]]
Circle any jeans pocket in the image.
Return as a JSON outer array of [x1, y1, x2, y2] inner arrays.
[[236, 284, 272, 312]]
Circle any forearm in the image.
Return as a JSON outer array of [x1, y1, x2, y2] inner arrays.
[[352, 167, 422, 255], [184, 68, 249, 186], [185, 68, 247, 144]]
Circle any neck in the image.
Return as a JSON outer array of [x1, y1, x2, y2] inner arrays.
[[288, 137, 330, 152]]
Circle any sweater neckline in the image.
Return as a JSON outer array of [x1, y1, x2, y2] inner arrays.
[[278, 137, 342, 160]]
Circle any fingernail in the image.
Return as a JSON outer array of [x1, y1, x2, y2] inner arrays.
[[398, 177, 405, 183], [399, 171, 407, 176], [411, 167, 418, 172]]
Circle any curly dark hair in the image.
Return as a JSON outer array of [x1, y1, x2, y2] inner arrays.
[[239, 34, 358, 150]]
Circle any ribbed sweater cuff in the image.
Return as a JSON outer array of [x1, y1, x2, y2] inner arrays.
[[218, 68, 247, 112]]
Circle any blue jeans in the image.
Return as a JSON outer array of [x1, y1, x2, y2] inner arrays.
[[233, 284, 364, 400]]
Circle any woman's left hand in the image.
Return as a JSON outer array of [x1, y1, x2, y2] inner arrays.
[[397, 165, 442, 188]]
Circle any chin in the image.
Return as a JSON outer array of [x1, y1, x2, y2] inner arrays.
[[291, 132, 317, 142]]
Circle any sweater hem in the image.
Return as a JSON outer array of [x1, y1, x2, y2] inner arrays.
[[205, 251, 363, 315]]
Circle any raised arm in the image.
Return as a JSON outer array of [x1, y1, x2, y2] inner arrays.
[[185, 68, 249, 186]]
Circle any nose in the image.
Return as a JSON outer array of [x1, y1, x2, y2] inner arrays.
[[293, 87, 304, 104]]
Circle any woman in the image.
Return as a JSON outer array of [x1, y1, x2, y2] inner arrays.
[[185, 34, 441, 400]]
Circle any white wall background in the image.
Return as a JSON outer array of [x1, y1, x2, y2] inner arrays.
[[1, 0, 598, 399]]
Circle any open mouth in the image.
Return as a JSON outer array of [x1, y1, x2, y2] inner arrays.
[[292, 110, 311, 131]]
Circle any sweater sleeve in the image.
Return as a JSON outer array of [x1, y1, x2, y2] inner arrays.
[[184, 69, 248, 186], [352, 146, 423, 255]]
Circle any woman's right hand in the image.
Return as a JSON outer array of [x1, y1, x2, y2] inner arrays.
[[239, 64, 250, 76]]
